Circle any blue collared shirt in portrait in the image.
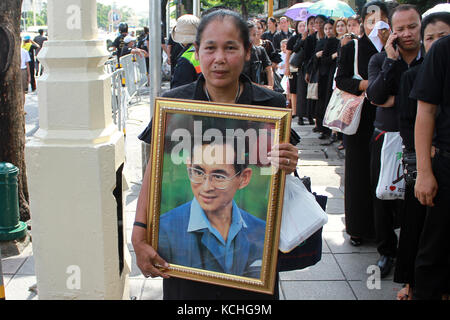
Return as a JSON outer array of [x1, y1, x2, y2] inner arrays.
[[158, 198, 266, 279]]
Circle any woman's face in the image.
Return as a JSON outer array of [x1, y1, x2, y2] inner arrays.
[[195, 17, 250, 91], [297, 22, 306, 34], [325, 23, 334, 38], [256, 22, 264, 38], [249, 27, 258, 45], [314, 18, 325, 33], [423, 21, 450, 53], [336, 21, 347, 36], [363, 11, 388, 36], [308, 18, 315, 34]]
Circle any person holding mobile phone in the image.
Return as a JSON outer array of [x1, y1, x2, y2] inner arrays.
[[366, 4, 423, 279]]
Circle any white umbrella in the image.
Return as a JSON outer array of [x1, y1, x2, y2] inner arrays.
[[422, 3, 450, 17]]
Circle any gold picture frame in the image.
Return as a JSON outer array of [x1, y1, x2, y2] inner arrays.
[[147, 97, 291, 294]]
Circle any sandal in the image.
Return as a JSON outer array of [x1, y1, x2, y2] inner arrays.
[[397, 284, 412, 300], [337, 143, 345, 151]]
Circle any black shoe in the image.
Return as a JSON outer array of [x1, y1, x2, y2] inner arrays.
[[297, 118, 304, 125], [312, 127, 320, 133], [318, 133, 330, 140], [350, 237, 363, 246], [308, 118, 315, 125], [330, 133, 338, 143], [377, 255, 395, 278]]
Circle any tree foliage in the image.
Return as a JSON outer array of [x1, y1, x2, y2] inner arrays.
[[201, 0, 265, 19]]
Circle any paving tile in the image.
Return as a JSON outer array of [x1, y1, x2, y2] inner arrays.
[[279, 254, 345, 281], [311, 186, 344, 199], [349, 280, 402, 300], [280, 281, 356, 300], [1, 256, 27, 275], [140, 278, 163, 300], [298, 166, 343, 187], [334, 253, 394, 281], [325, 198, 345, 214], [323, 215, 346, 232], [17, 256, 35, 275], [4, 275, 38, 300], [324, 231, 377, 254]]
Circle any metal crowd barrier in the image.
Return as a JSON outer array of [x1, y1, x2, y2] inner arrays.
[[105, 54, 149, 135]]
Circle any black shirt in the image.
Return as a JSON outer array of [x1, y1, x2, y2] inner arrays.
[[272, 29, 293, 51], [170, 55, 198, 89], [33, 35, 47, 55], [261, 30, 277, 45], [367, 50, 423, 132], [242, 45, 272, 85], [410, 35, 450, 150]]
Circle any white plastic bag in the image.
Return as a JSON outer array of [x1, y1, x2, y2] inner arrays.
[[376, 132, 405, 200], [279, 175, 328, 253]]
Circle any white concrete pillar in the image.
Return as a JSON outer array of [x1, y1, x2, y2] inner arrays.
[[26, 0, 130, 299]]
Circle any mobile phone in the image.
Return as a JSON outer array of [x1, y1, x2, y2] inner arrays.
[[392, 38, 398, 50]]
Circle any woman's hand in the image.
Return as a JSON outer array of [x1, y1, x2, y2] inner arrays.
[[358, 80, 369, 91], [267, 143, 299, 174], [305, 73, 310, 83], [332, 52, 338, 60], [132, 230, 170, 279], [316, 50, 323, 58]]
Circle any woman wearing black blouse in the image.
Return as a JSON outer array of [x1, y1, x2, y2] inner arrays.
[[335, 1, 390, 246]]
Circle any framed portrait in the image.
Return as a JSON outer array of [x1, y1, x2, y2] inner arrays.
[[147, 97, 291, 294]]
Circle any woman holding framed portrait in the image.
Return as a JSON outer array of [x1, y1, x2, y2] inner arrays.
[[133, 9, 300, 300]]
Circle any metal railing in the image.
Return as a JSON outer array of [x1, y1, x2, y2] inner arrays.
[[105, 54, 149, 134]]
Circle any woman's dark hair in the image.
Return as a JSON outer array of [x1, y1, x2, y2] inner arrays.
[[325, 19, 335, 26], [361, 1, 389, 22], [268, 17, 278, 27], [196, 9, 251, 50], [315, 15, 327, 23], [347, 14, 361, 24], [421, 12, 450, 39]]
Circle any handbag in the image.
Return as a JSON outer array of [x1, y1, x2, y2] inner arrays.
[[375, 132, 406, 200], [279, 174, 328, 253], [306, 70, 319, 100], [272, 71, 284, 93], [323, 39, 365, 135], [289, 49, 304, 69], [277, 171, 327, 272]]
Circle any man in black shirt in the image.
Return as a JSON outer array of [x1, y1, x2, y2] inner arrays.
[[33, 29, 47, 76], [412, 35, 450, 300], [110, 23, 128, 61], [366, 5, 423, 278], [272, 17, 293, 52]]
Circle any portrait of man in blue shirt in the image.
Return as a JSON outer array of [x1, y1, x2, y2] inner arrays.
[[158, 139, 266, 279]]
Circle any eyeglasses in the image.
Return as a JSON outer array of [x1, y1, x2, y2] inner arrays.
[[187, 167, 241, 190]]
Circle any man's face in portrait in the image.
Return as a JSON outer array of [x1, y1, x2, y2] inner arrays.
[[187, 143, 252, 216]]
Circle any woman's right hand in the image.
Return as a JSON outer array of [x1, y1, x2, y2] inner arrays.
[[305, 73, 310, 83], [132, 235, 170, 279]]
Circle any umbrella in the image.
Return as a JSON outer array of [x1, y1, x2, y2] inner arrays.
[[308, 0, 356, 18], [422, 3, 450, 17], [285, 2, 314, 21]]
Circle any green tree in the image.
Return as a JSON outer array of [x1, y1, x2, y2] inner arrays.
[[97, 3, 111, 30], [202, 0, 265, 19]]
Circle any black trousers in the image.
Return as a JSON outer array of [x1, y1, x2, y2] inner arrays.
[[393, 181, 426, 286], [370, 129, 402, 257], [413, 152, 450, 299]]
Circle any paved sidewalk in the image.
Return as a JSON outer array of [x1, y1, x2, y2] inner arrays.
[[0, 90, 403, 300]]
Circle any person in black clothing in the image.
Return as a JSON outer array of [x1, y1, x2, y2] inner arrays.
[[33, 29, 47, 76], [295, 16, 316, 125], [254, 19, 282, 70], [22, 36, 40, 92], [272, 16, 293, 52], [110, 23, 128, 61], [366, 4, 423, 279], [133, 9, 299, 300], [284, 21, 307, 118], [243, 21, 274, 89], [335, 1, 390, 248], [304, 15, 327, 134], [395, 12, 450, 300], [314, 19, 338, 140], [412, 33, 450, 300], [261, 17, 278, 45]]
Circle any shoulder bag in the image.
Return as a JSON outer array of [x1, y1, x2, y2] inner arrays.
[[322, 39, 365, 135]]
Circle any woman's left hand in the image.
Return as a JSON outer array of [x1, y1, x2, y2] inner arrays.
[[268, 143, 299, 174]]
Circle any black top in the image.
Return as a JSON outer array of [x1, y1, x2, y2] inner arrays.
[[170, 56, 198, 89], [272, 29, 293, 51], [260, 39, 282, 64], [167, 35, 186, 72], [242, 45, 272, 85], [261, 30, 277, 44], [367, 51, 423, 132], [410, 35, 450, 150], [138, 73, 300, 146], [33, 35, 47, 55], [336, 34, 378, 96], [112, 34, 126, 58], [397, 65, 421, 151]]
